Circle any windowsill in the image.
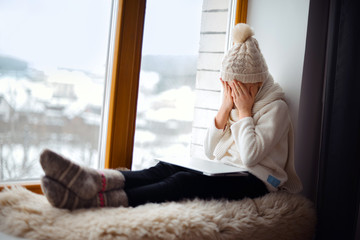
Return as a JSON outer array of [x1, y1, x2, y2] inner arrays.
[[0, 179, 40, 185], [0, 181, 42, 195]]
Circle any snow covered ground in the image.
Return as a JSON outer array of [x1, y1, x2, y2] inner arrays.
[[0, 59, 196, 181]]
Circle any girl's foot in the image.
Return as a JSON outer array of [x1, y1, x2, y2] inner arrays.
[[41, 176, 128, 210], [40, 149, 125, 200]]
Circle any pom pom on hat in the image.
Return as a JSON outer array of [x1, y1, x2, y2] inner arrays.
[[232, 23, 254, 44]]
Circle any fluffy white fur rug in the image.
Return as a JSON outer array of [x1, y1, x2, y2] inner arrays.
[[0, 186, 316, 240]]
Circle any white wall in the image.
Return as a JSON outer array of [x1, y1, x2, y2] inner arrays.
[[247, 0, 310, 130], [247, 0, 310, 195]]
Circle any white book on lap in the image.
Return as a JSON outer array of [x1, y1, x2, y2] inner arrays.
[[156, 157, 248, 176]]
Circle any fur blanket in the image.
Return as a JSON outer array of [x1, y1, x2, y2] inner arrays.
[[0, 186, 316, 240]]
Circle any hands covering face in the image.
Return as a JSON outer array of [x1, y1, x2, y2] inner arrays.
[[220, 79, 234, 111], [220, 78, 259, 118]]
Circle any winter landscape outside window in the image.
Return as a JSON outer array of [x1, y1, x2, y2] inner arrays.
[[0, 0, 113, 181], [132, 0, 203, 170]]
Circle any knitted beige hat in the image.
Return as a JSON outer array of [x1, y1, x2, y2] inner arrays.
[[221, 23, 269, 83]]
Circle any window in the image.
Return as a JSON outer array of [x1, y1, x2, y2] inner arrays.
[[133, 0, 242, 169], [0, 0, 245, 193], [132, 0, 203, 170], [0, 0, 113, 182]]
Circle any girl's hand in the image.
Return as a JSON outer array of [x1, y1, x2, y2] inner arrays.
[[214, 78, 233, 130], [220, 78, 234, 111], [230, 80, 257, 119]]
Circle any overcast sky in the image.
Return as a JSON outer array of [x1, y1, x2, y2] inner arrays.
[[0, 0, 203, 73], [0, 0, 111, 73]]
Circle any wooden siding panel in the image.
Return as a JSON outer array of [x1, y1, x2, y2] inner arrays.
[[195, 90, 221, 110], [202, 0, 230, 11], [201, 12, 228, 32], [199, 34, 227, 52], [197, 53, 224, 71], [193, 108, 217, 128], [191, 127, 208, 146], [196, 71, 222, 91], [191, 0, 232, 158]]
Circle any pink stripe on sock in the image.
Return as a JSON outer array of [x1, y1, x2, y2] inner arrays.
[[98, 171, 106, 207], [98, 192, 105, 207], [99, 171, 106, 192]]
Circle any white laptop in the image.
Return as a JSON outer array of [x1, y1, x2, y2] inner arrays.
[[156, 157, 248, 176]]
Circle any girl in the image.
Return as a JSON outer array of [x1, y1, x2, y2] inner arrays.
[[40, 24, 302, 210]]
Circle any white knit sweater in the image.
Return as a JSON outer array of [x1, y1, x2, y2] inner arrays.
[[204, 99, 303, 193]]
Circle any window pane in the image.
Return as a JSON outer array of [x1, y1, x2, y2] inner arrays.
[[0, 0, 113, 181], [133, 0, 203, 170]]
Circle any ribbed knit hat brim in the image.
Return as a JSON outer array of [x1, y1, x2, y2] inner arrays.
[[220, 70, 269, 83]]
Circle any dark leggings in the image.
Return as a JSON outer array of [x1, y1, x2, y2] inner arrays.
[[120, 162, 269, 207]]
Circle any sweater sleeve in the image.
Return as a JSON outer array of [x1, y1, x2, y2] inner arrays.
[[230, 100, 290, 167], [203, 118, 227, 160]]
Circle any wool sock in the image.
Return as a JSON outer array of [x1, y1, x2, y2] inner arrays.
[[41, 176, 128, 210], [40, 149, 125, 200]]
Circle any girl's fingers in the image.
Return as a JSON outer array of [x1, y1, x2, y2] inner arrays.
[[231, 86, 238, 99], [221, 81, 228, 101], [227, 82, 233, 91], [229, 80, 236, 90], [222, 81, 232, 96], [232, 80, 242, 95], [237, 81, 248, 95], [220, 79, 231, 93], [226, 84, 232, 94]]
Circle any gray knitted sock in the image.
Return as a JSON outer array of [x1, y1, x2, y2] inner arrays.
[[40, 149, 125, 200], [41, 176, 128, 210]]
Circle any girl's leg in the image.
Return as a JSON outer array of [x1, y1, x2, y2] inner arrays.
[[125, 171, 197, 206], [120, 162, 184, 190], [125, 171, 269, 207], [196, 173, 269, 200], [40, 161, 182, 210]]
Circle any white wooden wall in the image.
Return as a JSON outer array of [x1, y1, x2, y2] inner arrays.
[[191, 0, 230, 159]]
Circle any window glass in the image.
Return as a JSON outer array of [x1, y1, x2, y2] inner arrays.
[[133, 0, 203, 170], [0, 0, 113, 181]]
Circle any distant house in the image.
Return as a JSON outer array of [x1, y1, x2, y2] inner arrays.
[[0, 94, 14, 123]]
